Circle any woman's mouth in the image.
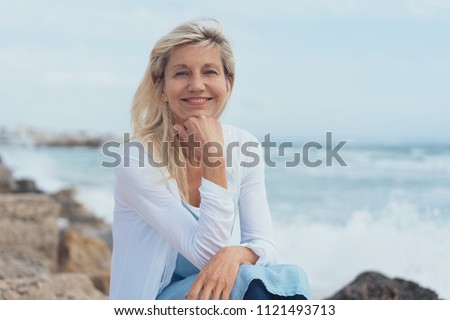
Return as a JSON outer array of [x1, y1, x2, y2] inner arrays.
[[181, 97, 212, 105]]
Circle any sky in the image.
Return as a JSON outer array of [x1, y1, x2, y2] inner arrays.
[[1, 0, 449, 144]]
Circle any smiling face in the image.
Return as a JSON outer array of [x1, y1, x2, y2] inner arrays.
[[162, 44, 232, 125]]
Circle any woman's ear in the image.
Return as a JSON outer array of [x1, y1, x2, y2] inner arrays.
[[160, 88, 168, 103], [158, 77, 167, 102]]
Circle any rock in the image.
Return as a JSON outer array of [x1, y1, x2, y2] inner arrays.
[[0, 161, 17, 193], [0, 162, 112, 299], [58, 229, 111, 295], [326, 271, 439, 300], [0, 194, 60, 268], [90, 269, 111, 296], [0, 248, 52, 280], [51, 188, 103, 224], [51, 187, 113, 250], [70, 223, 113, 251], [14, 179, 43, 193], [0, 273, 107, 299], [58, 228, 112, 274]]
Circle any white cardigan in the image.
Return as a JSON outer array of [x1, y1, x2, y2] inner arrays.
[[109, 124, 277, 299]]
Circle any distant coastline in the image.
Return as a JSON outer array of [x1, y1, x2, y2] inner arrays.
[[0, 124, 120, 148]]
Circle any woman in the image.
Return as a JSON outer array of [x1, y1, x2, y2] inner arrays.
[[109, 18, 311, 300]]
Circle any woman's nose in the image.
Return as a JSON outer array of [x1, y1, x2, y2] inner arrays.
[[188, 73, 206, 92]]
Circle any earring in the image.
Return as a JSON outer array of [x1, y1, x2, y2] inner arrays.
[[162, 96, 169, 107]]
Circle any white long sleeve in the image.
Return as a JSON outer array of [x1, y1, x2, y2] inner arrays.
[[110, 124, 277, 299], [237, 141, 278, 266], [114, 146, 235, 269]]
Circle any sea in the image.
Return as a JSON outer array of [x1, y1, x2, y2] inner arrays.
[[1, 140, 449, 299]]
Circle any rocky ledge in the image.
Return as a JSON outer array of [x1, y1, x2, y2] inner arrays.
[[0, 155, 112, 299]]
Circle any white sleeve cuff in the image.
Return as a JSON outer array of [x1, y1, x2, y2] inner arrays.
[[199, 177, 234, 199], [239, 242, 277, 266]]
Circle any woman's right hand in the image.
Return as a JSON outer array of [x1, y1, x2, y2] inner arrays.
[[184, 116, 224, 144], [174, 116, 227, 189], [185, 246, 259, 300]]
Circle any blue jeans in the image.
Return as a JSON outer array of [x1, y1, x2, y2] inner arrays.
[[244, 279, 307, 300], [157, 253, 311, 300]]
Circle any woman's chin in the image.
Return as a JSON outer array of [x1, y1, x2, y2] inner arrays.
[[184, 113, 212, 119]]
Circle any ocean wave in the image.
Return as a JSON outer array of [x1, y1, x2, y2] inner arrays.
[[273, 200, 450, 299]]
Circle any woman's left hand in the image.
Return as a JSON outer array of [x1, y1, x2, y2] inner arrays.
[[185, 246, 259, 300]]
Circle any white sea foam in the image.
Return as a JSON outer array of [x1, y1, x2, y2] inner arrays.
[[1, 146, 115, 222], [274, 200, 450, 299], [1, 146, 66, 192], [76, 185, 115, 222]]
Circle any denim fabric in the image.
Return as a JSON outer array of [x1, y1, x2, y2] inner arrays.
[[156, 253, 311, 300], [156, 201, 311, 300]]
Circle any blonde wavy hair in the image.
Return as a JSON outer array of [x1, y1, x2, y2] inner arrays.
[[131, 18, 235, 201]]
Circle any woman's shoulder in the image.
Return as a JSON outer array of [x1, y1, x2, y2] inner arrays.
[[111, 139, 151, 165], [110, 139, 170, 180]]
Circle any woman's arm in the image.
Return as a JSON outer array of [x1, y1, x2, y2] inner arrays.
[[114, 143, 235, 270], [185, 130, 277, 300], [238, 133, 278, 266]]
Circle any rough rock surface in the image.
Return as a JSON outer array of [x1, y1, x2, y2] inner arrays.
[[59, 229, 111, 274], [326, 271, 439, 300], [51, 188, 101, 223], [0, 183, 110, 299], [51, 188, 113, 250], [58, 229, 111, 295], [0, 249, 52, 279], [0, 194, 60, 267], [0, 273, 106, 299], [14, 179, 43, 193], [0, 159, 17, 193]]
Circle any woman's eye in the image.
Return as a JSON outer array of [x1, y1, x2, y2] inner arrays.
[[204, 69, 218, 75], [174, 71, 189, 77]]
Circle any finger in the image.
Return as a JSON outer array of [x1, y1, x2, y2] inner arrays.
[[211, 290, 221, 300], [201, 273, 226, 300], [185, 289, 199, 300], [211, 286, 224, 300], [184, 116, 213, 133], [183, 118, 199, 135], [209, 277, 227, 300], [221, 285, 232, 300], [182, 121, 202, 144], [173, 124, 188, 141], [199, 285, 214, 300], [185, 276, 204, 300]]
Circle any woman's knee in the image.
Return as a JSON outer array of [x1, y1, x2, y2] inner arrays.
[[243, 279, 272, 300]]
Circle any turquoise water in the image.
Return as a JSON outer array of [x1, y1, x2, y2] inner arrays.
[[1, 143, 449, 299]]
